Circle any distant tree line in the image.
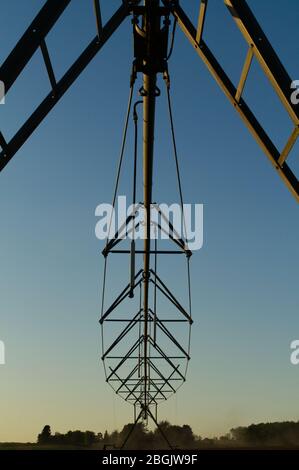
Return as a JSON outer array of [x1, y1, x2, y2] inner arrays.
[[230, 421, 299, 448], [37, 421, 299, 449]]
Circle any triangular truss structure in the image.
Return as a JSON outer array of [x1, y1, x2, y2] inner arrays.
[[100, 204, 192, 411], [0, 0, 298, 200], [0, 0, 298, 450]]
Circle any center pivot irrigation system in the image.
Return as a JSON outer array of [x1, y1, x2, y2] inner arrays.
[[0, 0, 298, 449]]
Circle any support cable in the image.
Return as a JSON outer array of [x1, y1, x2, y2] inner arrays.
[[129, 100, 143, 298], [164, 74, 188, 245], [164, 71, 193, 381], [166, 17, 177, 61], [101, 67, 136, 386], [105, 69, 136, 247]]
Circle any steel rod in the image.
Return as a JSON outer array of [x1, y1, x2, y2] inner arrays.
[[142, 0, 159, 418]]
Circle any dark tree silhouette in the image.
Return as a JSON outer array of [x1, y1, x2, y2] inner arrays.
[[35, 421, 299, 449], [37, 425, 52, 444]]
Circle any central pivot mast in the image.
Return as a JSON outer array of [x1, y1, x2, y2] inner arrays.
[[133, 0, 169, 419]]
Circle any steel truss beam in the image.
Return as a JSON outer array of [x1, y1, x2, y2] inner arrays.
[[0, 1, 131, 171], [164, 0, 299, 202], [0, 0, 71, 92], [0, 0, 297, 197], [1, 0, 297, 446], [225, 0, 299, 124]]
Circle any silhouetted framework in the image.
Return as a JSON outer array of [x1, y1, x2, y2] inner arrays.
[[0, 0, 298, 200], [0, 0, 129, 169], [166, 0, 299, 201], [0, 0, 298, 450]]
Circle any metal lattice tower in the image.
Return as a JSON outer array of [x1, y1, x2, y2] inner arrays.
[[99, 4, 193, 444], [0, 0, 298, 449]]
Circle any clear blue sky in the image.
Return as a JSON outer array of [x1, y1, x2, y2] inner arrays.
[[0, 0, 298, 442]]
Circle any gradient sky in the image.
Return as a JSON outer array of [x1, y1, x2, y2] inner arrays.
[[0, 0, 298, 442]]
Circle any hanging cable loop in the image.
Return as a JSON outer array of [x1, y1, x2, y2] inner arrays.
[[100, 56, 193, 429], [166, 17, 177, 61], [132, 100, 143, 207], [164, 70, 190, 252], [163, 67, 193, 376], [129, 99, 142, 298], [104, 64, 136, 251]]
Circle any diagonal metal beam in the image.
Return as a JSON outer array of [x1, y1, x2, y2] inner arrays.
[[166, 2, 299, 202], [40, 38, 57, 91], [148, 366, 180, 405], [278, 127, 299, 167], [93, 0, 103, 38], [149, 310, 190, 359], [109, 367, 143, 406], [149, 269, 192, 323], [196, 0, 208, 44], [100, 270, 143, 323], [102, 310, 142, 360], [147, 359, 176, 393], [148, 338, 185, 381], [106, 336, 143, 381], [116, 362, 141, 393], [0, 0, 71, 93], [235, 45, 253, 103], [148, 378, 167, 400], [0, 2, 130, 172], [225, 0, 299, 125], [124, 377, 144, 402]]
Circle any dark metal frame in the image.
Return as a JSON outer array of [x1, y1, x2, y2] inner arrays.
[[0, 1, 135, 170], [0, 1, 298, 201], [163, 0, 298, 201], [100, 204, 192, 408], [1, 0, 298, 451]]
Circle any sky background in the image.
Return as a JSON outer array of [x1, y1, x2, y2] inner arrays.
[[0, 0, 298, 442]]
